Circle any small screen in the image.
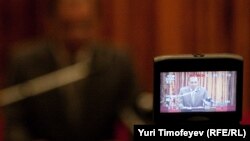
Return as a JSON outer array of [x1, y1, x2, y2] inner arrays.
[[160, 71, 237, 113]]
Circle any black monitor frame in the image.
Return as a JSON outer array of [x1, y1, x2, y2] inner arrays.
[[153, 54, 243, 125]]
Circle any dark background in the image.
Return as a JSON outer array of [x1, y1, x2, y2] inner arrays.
[[0, 0, 250, 140]]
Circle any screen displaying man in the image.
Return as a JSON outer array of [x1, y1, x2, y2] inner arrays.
[[179, 75, 209, 111], [160, 71, 237, 113]]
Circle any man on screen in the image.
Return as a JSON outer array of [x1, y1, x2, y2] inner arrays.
[[178, 75, 210, 111]]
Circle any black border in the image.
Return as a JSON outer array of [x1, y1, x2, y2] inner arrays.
[[153, 54, 243, 125]]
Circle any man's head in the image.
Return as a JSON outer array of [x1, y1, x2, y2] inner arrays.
[[188, 76, 199, 90], [45, 0, 99, 52]]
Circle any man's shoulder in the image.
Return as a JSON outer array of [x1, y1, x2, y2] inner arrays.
[[92, 41, 130, 56], [197, 86, 207, 92], [7, 39, 56, 73], [180, 86, 191, 92], [89, 41, 134, 75], [9, 39, 52, 60], [91, 41, 132, 64]]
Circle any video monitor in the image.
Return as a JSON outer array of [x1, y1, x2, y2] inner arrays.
[[153, 54, 243, 125]]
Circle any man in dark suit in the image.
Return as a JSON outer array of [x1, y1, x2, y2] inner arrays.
[[179, 76, 208, 111], [3, 0, 137, 140]]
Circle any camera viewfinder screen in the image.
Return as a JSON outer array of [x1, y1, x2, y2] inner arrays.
[[160, 71, 237, 113]]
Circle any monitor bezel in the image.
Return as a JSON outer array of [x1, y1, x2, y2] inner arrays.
[[153, 54, 243, 125]]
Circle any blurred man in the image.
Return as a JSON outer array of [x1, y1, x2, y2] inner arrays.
[[3, 0, 137, 140], [179, 76, 208, 111]]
